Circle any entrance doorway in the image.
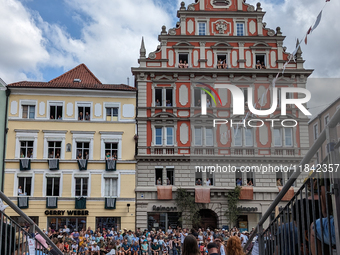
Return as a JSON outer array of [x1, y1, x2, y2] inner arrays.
[[195, 209, 218, 230]]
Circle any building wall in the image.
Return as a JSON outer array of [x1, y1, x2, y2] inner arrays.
[[0, 86, 6, 190], [4, 89, 137, 230], [308, 99, 340, 163]]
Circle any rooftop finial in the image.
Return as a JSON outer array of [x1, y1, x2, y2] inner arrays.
[[140, 37, 146, 58], [295, 38, 303, 60], [161, 25, 167, 35], [256, 2, 262, 11], [276, 27, 282, 36], [180, 1, 186, 10]]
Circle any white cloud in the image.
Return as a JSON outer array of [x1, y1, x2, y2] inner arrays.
[[0, 0, 339, 85], [0, 0, 49, 83]]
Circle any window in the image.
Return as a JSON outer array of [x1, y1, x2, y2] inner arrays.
[[166, 168, 174, 185], [313, 124, 318, 140], [245, 128, 253, 146], [105, 143, 118, 159], [206, 128, 214, 146], [213, 0, 230, 6], [20, 141, 34, 158], [236, 169, 242, 186], [155, 128, 163, 146], [284, 128, 293, 147], [166, 89, 173, 107], [155, 88, 162, 106], [155, 168, 163, 185], [50, 105, 63, 120], [325, 115, 329, 126], [195, 170, 203, 185], [155, 88, 173, 106], [276, 171, 283, 186], [194, 88, 213, 107], [287, 169, 296, 187], [76, 142, 89, 159], [18, 177, 32, 196], [96, 217, 121, 232], [46, 177, 60, 196], [241, 88, 248, 104], [198, 22, 206, 35], [78, 105, 91, 121], [22, 105, 35, 119], [274, 128, 282, 146], [195, 128, 202, 146], [104, 178, 118, 197], [106, 107, 118, 121], [277, 88, 281, 107], [246, 171, 254, 186], [166, 127, 174, 145], [207, 170, 214, 186], [217, 54, 228, 69], [236, 22, 244, 36], [75, 178, 88, 196], [255, 54, 266, 67], [48, 141, 61, 159], [233, 128, 242, 146], [155, 127, 174, 146], [178, 53, 189, 67]]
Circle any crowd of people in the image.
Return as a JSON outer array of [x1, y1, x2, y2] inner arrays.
[[39, 226, 253, 255]]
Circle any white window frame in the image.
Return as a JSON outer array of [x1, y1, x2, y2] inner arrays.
[[73, 174, 90, 197], [100, 132, 123, 160], [313, 123, 318, 140], [43, 131, 66, 159], [19, 100, 37, 119], [176, 50, 192, 68], [236, 22, 245, 36], [101, 173, 120, 197], [198, 22, 207, 35], [103, 102, 121, 121], [195, 127, 203, 146], [103, 176, 119, 197], [284, 128, 293, 147], [15, 172, 34, 197], [15, 131, 38, 159], [324, 114, 330, 126], [45, 175, 61, 197], [154, 126, 174, 146], [75, 102, 93, 121], [153, 87, 174, 107], [273, 128, 282, 147], [72, 132, 95, 160], [255, 53, 267, 67], [47, 101, 64, 120]]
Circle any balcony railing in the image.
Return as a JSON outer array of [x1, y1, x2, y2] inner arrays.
[[152, 147, 175, 155], [274, 148, 296, 156]]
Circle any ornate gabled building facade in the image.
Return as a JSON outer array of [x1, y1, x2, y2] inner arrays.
[[132, 0, 312, 230]]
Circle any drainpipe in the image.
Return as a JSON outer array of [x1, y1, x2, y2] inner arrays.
[[318, 114, 323, 161], [1, 88, 10, 192]]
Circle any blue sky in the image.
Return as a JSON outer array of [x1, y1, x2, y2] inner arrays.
[[0, 0, 338, 86]]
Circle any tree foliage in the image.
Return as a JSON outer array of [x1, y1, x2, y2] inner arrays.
[[225, 186, 241, 228], [175, 188, 201, 227]]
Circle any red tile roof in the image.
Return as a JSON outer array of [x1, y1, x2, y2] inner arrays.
[[8, 64, 137, 91]]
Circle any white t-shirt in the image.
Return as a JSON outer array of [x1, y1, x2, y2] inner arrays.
[[180, 233, 187, 243], [205, 179, 211, 186], [92, 245, 100, 251]]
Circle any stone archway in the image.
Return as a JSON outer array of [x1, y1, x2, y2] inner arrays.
[[195, 209, 218, 230]]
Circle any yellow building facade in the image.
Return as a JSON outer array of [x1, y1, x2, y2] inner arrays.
[[4, 64, 137, 231]]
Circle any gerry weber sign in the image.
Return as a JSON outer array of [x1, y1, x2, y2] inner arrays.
[[45, 210, 89, 216]]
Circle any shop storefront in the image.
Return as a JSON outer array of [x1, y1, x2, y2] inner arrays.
[[96, 217, 121, 231], [45, 209, 89, 232], [144, 204, 181, 231], [237, 206, 262, 231]]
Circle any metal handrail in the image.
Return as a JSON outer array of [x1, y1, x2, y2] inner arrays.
[[243, 108, 340, 251], [0, 190, 63, 255]]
